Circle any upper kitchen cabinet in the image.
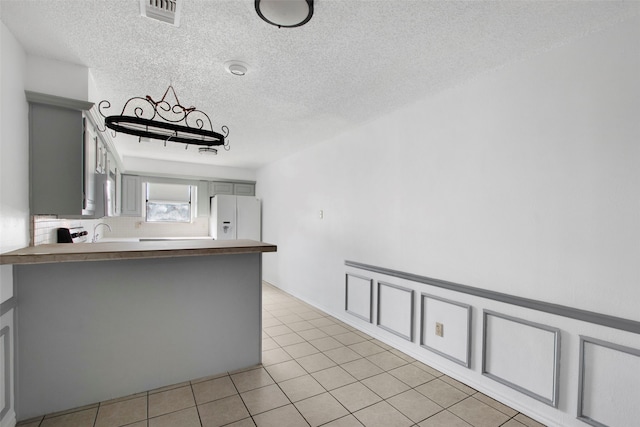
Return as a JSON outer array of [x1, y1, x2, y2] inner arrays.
[[26, 91, 95, 217], [197, 181, 210, 217], [209, 181, 255, 197], [209, 181, 234, 196], [197, 181, 257, 217], [95, 131, 107, 174], [107, 151, 122, 216], [121, 174, 142, 217], [234, 183, 256, 196]]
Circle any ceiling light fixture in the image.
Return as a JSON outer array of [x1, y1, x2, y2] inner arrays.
[[255, 0, 314, 28], [98, 85, 230, 152], [198, 147, 218, 155]]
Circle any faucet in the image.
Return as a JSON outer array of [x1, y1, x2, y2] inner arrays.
[[93, 223, 112, 242]]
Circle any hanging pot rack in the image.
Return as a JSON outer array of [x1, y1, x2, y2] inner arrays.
[[98, 85, 230, 151]]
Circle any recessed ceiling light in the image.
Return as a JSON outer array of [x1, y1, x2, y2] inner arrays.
[[225, 61, 249, 76]]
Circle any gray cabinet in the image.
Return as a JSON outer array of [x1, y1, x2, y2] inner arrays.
[[26, 92, 95, 216], [209, 181, 234, 196], [209, 181, 255, 197], [201, 181, 255, 217], [119, 178, 255, 219], [84, 121, 97, 213], [106, 151, 121, 216], [115, 169, 122, 216], [197, 181, 210, 217], [121, 175, 142, 217], [95, 134, 107, 174], [234, 183, 255, 196]]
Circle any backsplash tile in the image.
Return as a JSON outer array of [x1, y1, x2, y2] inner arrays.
[[32, 215, 209, 245], [105, 216, 209, 238], [32, 216, 105, 245]]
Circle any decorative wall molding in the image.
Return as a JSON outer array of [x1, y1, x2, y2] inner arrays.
[[345, 260, 640, 334], [344, 273, 373, 322], [0, 326, 10, 420], [0, 298, 16, 317], [577, 336, 640, 427], [420, 293, 472, 367], [482, 310, 561, 407], [376, 281, 414, 341]]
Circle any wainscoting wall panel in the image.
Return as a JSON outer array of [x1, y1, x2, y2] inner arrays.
[[420, 294, 471, 367], [577, 336, 640, 427], [482, 310, 560, 407], [343, 260, 640, 427], [0, 326, 8, 421], [376, 281, 414, 341], [0, 293, 16, 427], [344, 273, 373, 322]]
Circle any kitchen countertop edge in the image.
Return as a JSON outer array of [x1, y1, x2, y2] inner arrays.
[[0, 239, 277, 265]]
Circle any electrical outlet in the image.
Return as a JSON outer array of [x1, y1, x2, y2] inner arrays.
[[435, 322, 444, 337]]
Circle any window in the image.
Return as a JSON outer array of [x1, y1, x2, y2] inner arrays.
[[145, 182, 193, 222]]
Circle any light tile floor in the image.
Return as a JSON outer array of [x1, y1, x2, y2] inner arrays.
[[17, 282, 547, 427]]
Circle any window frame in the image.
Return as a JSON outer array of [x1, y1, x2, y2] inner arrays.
[[144, 182, 194, 223]]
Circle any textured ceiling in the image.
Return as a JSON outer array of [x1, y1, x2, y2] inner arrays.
[[1, 1, 638, 169]]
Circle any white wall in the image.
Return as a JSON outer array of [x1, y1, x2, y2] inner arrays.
[[26, 56, 89, 101], [123, 156, 257, 182], [257, 16, 640, 427], [0, 21, 29, 427], [258, 15, 640, 323], [0, 24, 30, 259]]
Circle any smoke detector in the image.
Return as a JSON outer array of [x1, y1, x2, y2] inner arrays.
[[140, 0, 182, 27], [225, 61, 249, 76]]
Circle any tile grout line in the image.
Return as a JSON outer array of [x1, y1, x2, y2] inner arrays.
[[146, 391, 149, 427], [267, 291, 461, 426], [264, 297, 358, 426], [264, 288, 410, 425], [226, 368, 263, 426], [270, 311, 427, 426], [187, 382, 204, 427], [91, 401, 99, 427], [271, 301, 402, 422], [257, 355, 312, 425]]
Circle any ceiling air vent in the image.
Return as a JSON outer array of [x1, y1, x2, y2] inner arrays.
[[140, 0, 182, 27]]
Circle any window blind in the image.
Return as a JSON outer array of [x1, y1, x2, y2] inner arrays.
[[146, 183, 191, 203]]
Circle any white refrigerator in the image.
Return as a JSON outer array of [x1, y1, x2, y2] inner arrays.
[[210, 195, 261, 240]]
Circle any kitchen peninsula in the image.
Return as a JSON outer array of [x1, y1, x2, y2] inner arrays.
[[1, 239, 276, 420]]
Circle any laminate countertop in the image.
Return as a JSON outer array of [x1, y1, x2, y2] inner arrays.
[[0, 239, 277, 265]]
